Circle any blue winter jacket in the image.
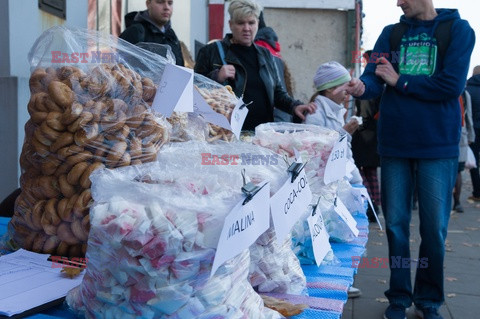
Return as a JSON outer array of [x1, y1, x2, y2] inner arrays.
[[359, 9, 475, 158]]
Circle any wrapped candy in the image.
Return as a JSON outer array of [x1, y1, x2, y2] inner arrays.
[[66, 162, 281, 319], [157, 141, 307, 295]]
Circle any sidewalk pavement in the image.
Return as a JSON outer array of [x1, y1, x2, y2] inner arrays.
[[342, 173, 480, 318]]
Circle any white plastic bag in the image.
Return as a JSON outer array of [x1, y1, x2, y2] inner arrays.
[[465, 146, 477, 169]]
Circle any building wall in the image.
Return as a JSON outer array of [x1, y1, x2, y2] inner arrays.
[[263, 8, 350, 102]]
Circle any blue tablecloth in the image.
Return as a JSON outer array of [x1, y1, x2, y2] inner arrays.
[[0, 208, 369, 319]]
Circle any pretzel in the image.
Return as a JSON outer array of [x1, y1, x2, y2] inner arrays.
[[41, 155, 62, 176], [74, 189, 92, 218], [56, 241, 70, 256], [32, 233, 47, 252], [31, 111, 49, 124], [39, 175, 60, 198], [40, 121, 61, 141], [105, 141, 128, 167], [142, 77, 156, 101], [66, 150, 93, 167], [58, 194, 78, 222], [71, 218, 88, 242]]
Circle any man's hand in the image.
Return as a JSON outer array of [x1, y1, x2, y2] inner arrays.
[[294, 102, 317, 121], [335, 78, 365, 97], [375, 57, 399, 87], [218, 65, 235, 82]]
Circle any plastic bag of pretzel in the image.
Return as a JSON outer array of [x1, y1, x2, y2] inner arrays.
[[194, 73, 238, 143], [8, 25, 171, 258]]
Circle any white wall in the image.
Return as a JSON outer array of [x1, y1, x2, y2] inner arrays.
[[9, 0, 87, 78]]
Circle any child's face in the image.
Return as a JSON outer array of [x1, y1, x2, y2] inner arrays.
[[325, 83, 349, 105]]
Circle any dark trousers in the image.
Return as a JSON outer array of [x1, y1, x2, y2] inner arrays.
[[469, 128, 480, 197]]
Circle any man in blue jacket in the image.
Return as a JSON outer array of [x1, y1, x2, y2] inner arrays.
[[345, 1, 475, 318]]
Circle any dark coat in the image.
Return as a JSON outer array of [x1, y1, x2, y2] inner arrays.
[[351, 97, 381, 168], [194, 34, 301, 116], [466, 74, 480, 129], [119, 11, 184, 66]]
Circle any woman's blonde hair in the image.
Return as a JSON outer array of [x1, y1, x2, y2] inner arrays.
[[228, 0, 262, 22]]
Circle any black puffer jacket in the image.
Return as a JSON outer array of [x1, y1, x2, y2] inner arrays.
[[119, 11, 184, 66], [466, 74, 480, 129], [194, 34, 301, 115]]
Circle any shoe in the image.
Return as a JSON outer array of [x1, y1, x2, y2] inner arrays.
[[414, 306, 443, 319], [383, 304, 406, 319], [468, 195, 480, 202], [453, 204, 464, 213], [347, 286, 361, 298]]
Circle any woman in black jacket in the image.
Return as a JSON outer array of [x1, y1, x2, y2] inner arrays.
[[194, 0, 315, 131]]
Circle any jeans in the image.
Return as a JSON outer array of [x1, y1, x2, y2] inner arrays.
[[469, 128, 480, 197], [381, 157, 457, 310]]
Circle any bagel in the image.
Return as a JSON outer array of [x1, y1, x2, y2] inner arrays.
[[31, 135, 51, 157], [142, 77, 156, 101], [43, 235, 60, 254], [56, 241, 70, 257], [31, 111, 49, 124], [105, 141, 127, 167], [58, 194, 78, 222], [50, 131, 73, 153], [68, 244, 84, 258], [67, 161, 89, 185], [58, 174, 77, 198], [70, 218, 88, 242], [29, 68, 48, 93], [40, 121, 62, 141], [57, 222, 80, 245], [129, 137, 142, 159], [48, 81, 74, 109], [79, 162, 104, 189], [67, 111, 93, 133], [101, 110, 126, 133], [41, 198, 61, 235], [32, 233, 48, 252], [74, 123, 99, 146], [65, 150, 93, 167], [117, 151, 131, 167], [41, 155, 62, 176], [33, 126, 53, 146], [74, 189, 92, 218], [61, 102, 83, 126], [46, 111, 66, 131], [39, 175, 61, 198]]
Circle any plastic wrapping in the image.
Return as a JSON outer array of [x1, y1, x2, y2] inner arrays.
[[319, 188, 357, 243], [8, 25, 171, 257], [253, 123, 339, 194], [157, 141, 307, 295], [194, 75, 238, 143], [66, 162, 281, 319], [166, 112, 208, 142]]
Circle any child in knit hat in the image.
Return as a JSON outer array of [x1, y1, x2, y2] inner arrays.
[[305, 61, 362, 186], [305, 61, 359, 137]]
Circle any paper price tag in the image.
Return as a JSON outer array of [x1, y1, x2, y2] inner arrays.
[[271, 169, 312, 244], [211, 182, 270, 277], [230, 99, 248, 140], [324, 135, 348, 184], [307, 209, 331, 266], [193, 89, 232, 130], [358, 187, 382, 229], [151, 63, 193, 116], [333, 197, 359, 237]]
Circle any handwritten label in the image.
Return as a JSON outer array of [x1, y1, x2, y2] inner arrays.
[[211, 182, 270, 277], [152, 63, 193, 116], [193, 89, 232, 130], [333, 197, 359, 237], [307, 209, 331, 266], [230, 99, 248, 140], [271, 168, 313, 244], [358, 187, 382, 229], [324, 135, 348, 184]]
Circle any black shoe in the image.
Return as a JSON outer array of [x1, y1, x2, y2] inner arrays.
[[383, 304, 406, 319], [453, 204, 464, 213]]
